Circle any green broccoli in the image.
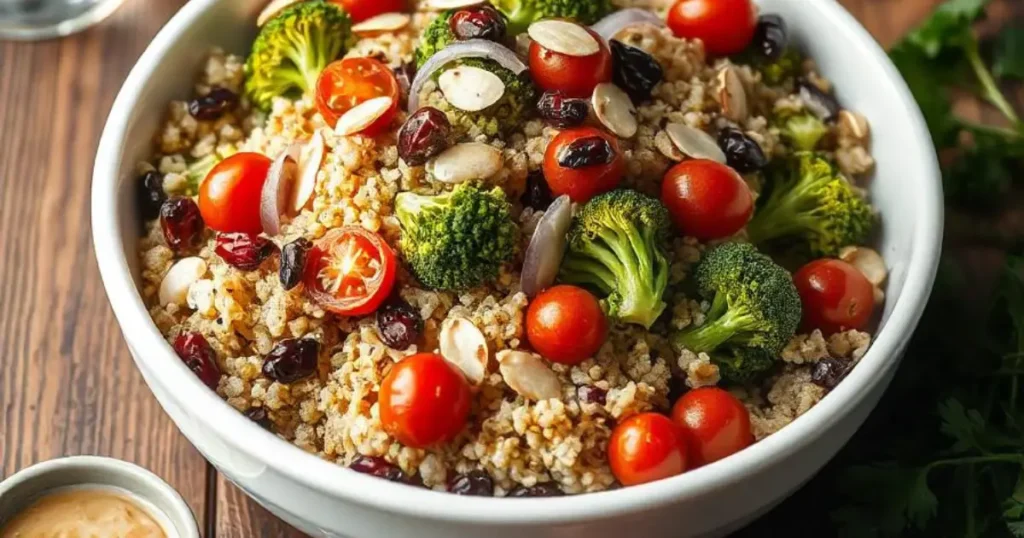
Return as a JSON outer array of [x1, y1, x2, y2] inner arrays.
[[559, 190, 671, 329], [396, 184, 517, 291], [777, 112, 828, 151], [671, 243, 801, 383], [492, 0, 615, 35], [244, 1, 353, 111], [746, 153, 874, 258], [760, 48, 803, 86], [426, 58, 538, 138], [415, 10, 457, 68]]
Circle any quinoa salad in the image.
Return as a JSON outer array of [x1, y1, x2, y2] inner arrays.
[[137, 0, 884, 496]]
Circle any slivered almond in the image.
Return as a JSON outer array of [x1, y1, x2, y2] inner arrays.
[[292, 130, 325, 213], [838, 110, 870, 144], [665, 123, 726, 163], [334, 96, 395, 136], [352, 12, 411, 36], [439, 65, 506, 112], [159, 257, 208, 307], [257, 0, 300, 27], [839, 246, 887, 287], [423, 0, 485, 10], [592, 83, 638, 139], [715, 66, 748, 123], [528, 20, 600, 57], [439, 317, 488, 386], [427, 142, 503, 184], [497, 350, 562, 402], [655, 130, 684, 161]]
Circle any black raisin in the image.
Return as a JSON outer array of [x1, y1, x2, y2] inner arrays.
[[138, 171, 166, 221], [557, 137, 616, 169], [610, 40, 664, 103], [578, 385, 608, 405], [188, 87, 239, 121], [350, 456, 415, 485], [398, 107, 452, 166], [262, 338, 320, 384], [448, 470, 495, 496], [520, 170, 554, 211], [244, 408, 274, 431], [280, 238, 312, 291], [507, 482, 564, 497], [449, 5, 506, 41], [797, 78, 840, 122], [717, 127, 768, 173], [215, 233, 278, 271], [376, 299, 424, 350], [811, 358, 852, 390], [537, 91, 588, 128], [750, 14, 789, 62]]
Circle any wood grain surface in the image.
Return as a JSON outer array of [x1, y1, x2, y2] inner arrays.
[[0, 0, 1014, 536]]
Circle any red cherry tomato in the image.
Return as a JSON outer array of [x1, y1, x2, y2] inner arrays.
[[303, 226, 397, 317], [543, 127, 625, 203], [608, 413, 689, 486], [793, 259, 875, 335], [660, 159, 753, 240], [526, 285, 608, 365], [315, 57, 400, 135], [667, 0, 757, 57], [671, 387, 752, 467], [330, 0, 407, 22], [379, 353, 472, 448], [199, 152, 273, 234], [528, 26, 612, 98]]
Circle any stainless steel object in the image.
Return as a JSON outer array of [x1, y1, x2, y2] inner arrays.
[[0, 0, 126, 40]]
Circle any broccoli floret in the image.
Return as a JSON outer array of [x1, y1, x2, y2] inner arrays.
[[746, 153, 874, 258], [559, 190, 671, 328], [760, 48, 803, 86], [671, 243, 801, 382], [777, 112, 828, 151], [396, 184, 517, 291], [492, 0, 615, 35], [415, 10, 457, 68], [245, 1, 353, 111], [427, 59, 537, 137]]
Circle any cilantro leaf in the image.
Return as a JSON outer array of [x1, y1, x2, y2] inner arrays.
[[938, 398, 989, 452], [1005, 467, 1024, 536], [890, 44, 960, 147], [906, 0, 989, 56], [994, 26, 1024, 79], [833, 464, 938, 536]]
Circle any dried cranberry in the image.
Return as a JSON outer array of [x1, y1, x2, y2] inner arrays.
[[520, 170, 553, 211], [350, 456, 414, 484], [577, 385, 607, 405], [215, 233, 277, 271], [280, 238, 312, 291], [796, 78, 840, 122], [811, 358, 852, 390], [448, 470, 495, 496], [750, 14, 788, 62], [557, 137, 616, 169], [610, 40, 664, 103], [398, 107, 452, 166], [449, 5, 506, 41], [376, 299, 424, 350], [536, 91, 588, 128], [244, 408, 274, 431], [717, 127, 768, 173], [138, 171, 166, 221], [172, 332, 221, 389], [262, 338, 321, 384], [160, 197, 205, 253], [507, 482, 564, 497], [188, 87, 239, 121]]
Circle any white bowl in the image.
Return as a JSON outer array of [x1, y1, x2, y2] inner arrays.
[[91, 1, 943, 536]]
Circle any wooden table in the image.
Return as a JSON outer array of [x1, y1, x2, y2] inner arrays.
[[0, 0, 1007, 536]]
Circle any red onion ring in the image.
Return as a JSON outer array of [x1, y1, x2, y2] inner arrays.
[[408, 39, 527, 113], [520, 195, 573, 298], [591, 9, 666, 42], [260, 145, 301, 236]]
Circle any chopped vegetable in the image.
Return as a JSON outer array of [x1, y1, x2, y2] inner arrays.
[[303, 227, 398, 317], [491, 0, 615, 36], [776, 112, 828, 152], [434, 58, 538, 137]]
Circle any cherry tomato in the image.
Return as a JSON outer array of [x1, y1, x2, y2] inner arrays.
[[608, 413, 689, 486], [528, 26, 612, 98], [660, 159, 753, 240], [526, 285, 608, 365], [379, 353, 472, 448], [543, 127, 625, 203], [303, 226, 397, 317], [315, 57, 400, 135], [667, 0, 757, 57], [330, 0, 407, 23], [199, 152, 272, 234], [671, 387, 752, 467], [793, 259, 875, 335]]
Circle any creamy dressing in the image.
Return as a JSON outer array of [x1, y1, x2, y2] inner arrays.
[[0, 487, 167, 538]]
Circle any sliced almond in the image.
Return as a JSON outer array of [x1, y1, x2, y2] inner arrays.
[[352, 12, 411, 36], [665, 123, 726, 163], [439, 317, 488, 386], [655, 130, 684, 161], [292, 130, 325, 213], [592, 83, 638, 139], [439, 65, 506, 112], [527, 20, 601, 57], [257, 0, 300, 27], [839, 246, 887, 287], [497, 350, 562, 402], [334, 96, 395, 136], [423, 0, 484, 10], [159, 257, 208, 307], [838, 110, 870, 145], [427, 142, 504, 184], [715, 66, 748, 123]]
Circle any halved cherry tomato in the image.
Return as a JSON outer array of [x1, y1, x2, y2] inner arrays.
[[379, 353, 472, 448], [609, 413, 689, 486], [303, 226, 397, 317], [526, 285, 608, 365], [661, 159, 753, 240], [543, 126, 624, 203], [528, 26, 612, 98], [330, 0, 407, 22], [315, 57, 400, 135], [199, 152, 273, 234], [793, 259, 875, 335], [667, 0, 757, 57], [672, 387, 752, 467]]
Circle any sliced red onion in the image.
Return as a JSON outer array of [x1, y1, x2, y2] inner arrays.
[[408, 39, 527, 113], [260, 145, 301, 236], [521, 195, 573, 298], [591, 9, 665, 42]]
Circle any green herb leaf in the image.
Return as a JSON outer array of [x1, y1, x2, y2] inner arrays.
[[905, 0, 989, 57], [994, 26, 1024, 79]]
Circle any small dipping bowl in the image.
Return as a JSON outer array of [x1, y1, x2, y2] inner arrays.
[[0, 456, 200, 538]]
